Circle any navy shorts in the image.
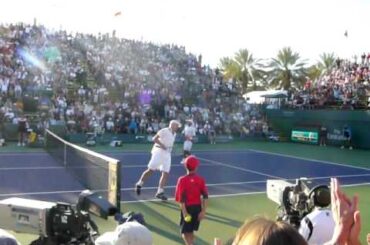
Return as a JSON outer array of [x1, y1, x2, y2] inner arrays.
[[180, 205, 202, 234]]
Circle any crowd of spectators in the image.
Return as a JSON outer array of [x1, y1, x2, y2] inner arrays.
[[2, 22, 368, 143], [0, 22, 266, 141], [287, 55, 370, 110]]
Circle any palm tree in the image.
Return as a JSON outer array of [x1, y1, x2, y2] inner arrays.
[[219, 57, 241, 81], [268, 47, 307, 90], [317, 52, 336, 76], [219, 49, 264, 93], [307, 65, 322, 83]]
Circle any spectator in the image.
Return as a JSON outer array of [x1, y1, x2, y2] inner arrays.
[[325, 178, 361, 245], [233, 217, 307, 245], [128, 118, 138, 134], [95, 221, 153, 245], [17, 114, 28, 146], [105, 117, 115, 133], [175, 155, 208, 245]]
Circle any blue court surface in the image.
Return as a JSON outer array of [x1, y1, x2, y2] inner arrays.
[[0, 150, 369, 204]]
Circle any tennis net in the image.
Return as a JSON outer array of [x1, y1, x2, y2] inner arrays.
[[45, 129, 121, 209]]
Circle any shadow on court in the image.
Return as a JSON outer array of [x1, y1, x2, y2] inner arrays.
[[136, 201, 210, 244]]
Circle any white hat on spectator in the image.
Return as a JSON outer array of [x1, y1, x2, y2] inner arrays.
[[0, 229, 19, 245], [95, 221, 152, 245], [185, 119, 193, 124], [299, 208, 335, 245]]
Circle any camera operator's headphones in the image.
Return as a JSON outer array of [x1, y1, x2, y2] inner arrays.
[[308, 185, 331, 208]]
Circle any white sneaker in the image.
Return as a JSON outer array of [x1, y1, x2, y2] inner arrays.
[[349, 146, 353, 150], [17, 142, 21, 146]]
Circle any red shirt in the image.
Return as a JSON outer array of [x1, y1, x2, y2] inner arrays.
[[175, 173, 208, 206]]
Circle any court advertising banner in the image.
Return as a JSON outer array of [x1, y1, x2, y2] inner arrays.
[[291, 130, 319, 144]]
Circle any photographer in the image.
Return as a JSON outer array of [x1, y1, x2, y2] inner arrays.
[[232, 178, 362, 245], [95, 221, 152, 245], [0, 229, 20, 245]]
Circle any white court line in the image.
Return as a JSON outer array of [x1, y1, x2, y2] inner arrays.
[[307, 173, 370, 180], [121, 191, 267, 204], [122, 163, 215, 168], [121, 182, 370, 204], [246, 149, 370, 171], [0, 189, 88, 197], [121, 180, 268, 191], [196, 156, 283, 179], [2, 173, 368, 197], [0, 180, 267, 197], [119, 173, 370, 191], [0, 152, 47, 157], [0, 166, 64, 170], [0, 166, 108, 171], [0, 163, 216, 171]]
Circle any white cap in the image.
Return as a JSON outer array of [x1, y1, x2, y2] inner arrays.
[[298, 209, 335, 245], [95, 221, 153, 245], [0, 229, 19, 245]]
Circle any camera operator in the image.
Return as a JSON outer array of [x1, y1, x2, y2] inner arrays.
[[298, 207, 335, 245], [0, 229, 20, 245], [232, 178, 362, 245], [95, 221, 152, 245]]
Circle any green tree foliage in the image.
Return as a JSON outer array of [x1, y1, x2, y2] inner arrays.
[[267, 47, 307, 90], [219, 49, 265, 93], [306, 53, 336, 85], [307, 65, 322, 83], [317, 52, 336, 76]]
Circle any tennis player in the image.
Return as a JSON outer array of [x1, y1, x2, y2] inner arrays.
[[175, 155, 208, 245], [135, 120, 181, 201], [182, 119, 196, 158]]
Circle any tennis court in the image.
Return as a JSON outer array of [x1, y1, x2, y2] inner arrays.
[[0, 141, 369, 244], [0, 149, 369, 202]]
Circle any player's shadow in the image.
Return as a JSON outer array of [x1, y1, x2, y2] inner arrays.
[[138, 201, 210, 245], [156, 201, 243, 228], [205, 212, 243, 228]]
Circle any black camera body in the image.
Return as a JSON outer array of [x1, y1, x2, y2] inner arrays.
[[31, 203, 98, 245], [0, 190, 118, 245], [267, 178, 330, 229]]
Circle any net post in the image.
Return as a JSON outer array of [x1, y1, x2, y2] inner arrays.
[[116, 160, 121, 211]]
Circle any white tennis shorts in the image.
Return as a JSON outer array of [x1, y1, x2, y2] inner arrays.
[[183, 140, 192, 151], [148, 148, 171, 173]]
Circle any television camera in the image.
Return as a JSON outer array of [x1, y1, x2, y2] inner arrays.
[[0, 190, 118, 245], [266, 178, 330, 229]]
